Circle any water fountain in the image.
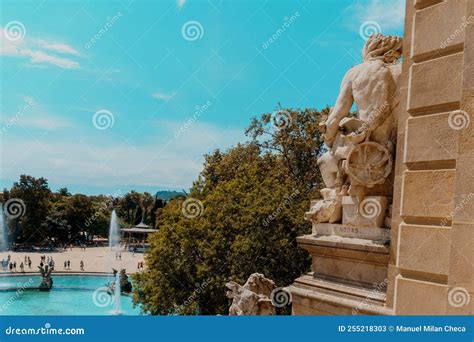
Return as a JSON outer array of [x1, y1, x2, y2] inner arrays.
[[109, 210, 122, 315], [0, 204, 9, 252], [109, 210, 120, 251], [113, 271, 122, 315]]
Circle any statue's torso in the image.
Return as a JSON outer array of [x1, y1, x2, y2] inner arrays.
[[350, 60, 402, 143]]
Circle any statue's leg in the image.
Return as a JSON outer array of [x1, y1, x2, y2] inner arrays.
[[317, 151, 338, 188]]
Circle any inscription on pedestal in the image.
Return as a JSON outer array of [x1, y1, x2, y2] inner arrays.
[[312, 223, 390, 241]]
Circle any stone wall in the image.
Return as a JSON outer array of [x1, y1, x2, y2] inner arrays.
[[387, 0, 473, 314]]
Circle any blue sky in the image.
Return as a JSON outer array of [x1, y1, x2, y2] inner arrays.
[[0, 0, 404, 195]]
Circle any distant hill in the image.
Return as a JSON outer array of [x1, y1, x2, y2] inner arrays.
[[155, 190, 186, 201]]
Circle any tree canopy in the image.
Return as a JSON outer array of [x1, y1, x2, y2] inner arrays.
[[1, 177, 167, 246], [133, 107, 326, 315]]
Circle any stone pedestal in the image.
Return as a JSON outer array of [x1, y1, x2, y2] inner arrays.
[[312, 223, 390, 241], [288, 234, 391, 315], [342, 196, 388, 228]]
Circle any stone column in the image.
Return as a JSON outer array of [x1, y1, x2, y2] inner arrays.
[[387, 0, 473, 315], [289, 0, 473, 315]]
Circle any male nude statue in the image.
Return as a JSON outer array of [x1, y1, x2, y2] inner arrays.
[[307, 34, 403, 223]]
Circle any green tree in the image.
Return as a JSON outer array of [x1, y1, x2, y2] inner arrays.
[[245, 106, 327, 189], [140, 192, 155, 225], [9, 175, 52, 244], [117, 191, 141, 225], [134, 108, 326, 315], [64, 194, 95, 242]]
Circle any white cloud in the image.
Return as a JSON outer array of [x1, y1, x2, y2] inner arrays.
[[1, 96, 73, 131], [20, 48, 79, 69], [34, 39, 81, 56], [152, 91, 176, 101], [1, 121, 245, 190], [0, 28, 81, 69], [19, 115, 73, 130], [177, 0, 186, 9], [352, 0, 405, 31]]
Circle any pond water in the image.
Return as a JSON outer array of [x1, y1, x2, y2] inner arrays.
[[0, 275, 141, 315]]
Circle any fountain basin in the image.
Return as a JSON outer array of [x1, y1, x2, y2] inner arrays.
[[0, 274, 141, 315]]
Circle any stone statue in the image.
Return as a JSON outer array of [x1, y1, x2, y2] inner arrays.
[[226, 273, 276, 315], [38, 264, 54, 291], [111, 268, 132, 293], [306, 34, 403, 227]]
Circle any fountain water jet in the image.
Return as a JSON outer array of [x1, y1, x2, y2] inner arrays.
[[0, 204, 9, 252], [113, 272, 122, 315], [109, 210, 120, 251]]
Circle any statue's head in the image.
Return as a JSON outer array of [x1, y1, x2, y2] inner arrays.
[[362, 34, 403, 64]]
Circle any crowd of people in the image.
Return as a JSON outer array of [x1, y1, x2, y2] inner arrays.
[[1, 244, 146, 274], [0, 254, 87, 273], [0, 255, 33, 272]]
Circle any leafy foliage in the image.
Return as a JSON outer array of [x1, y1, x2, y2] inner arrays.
[[133, 108, 326, 315], [1, 176, 165, 246]]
